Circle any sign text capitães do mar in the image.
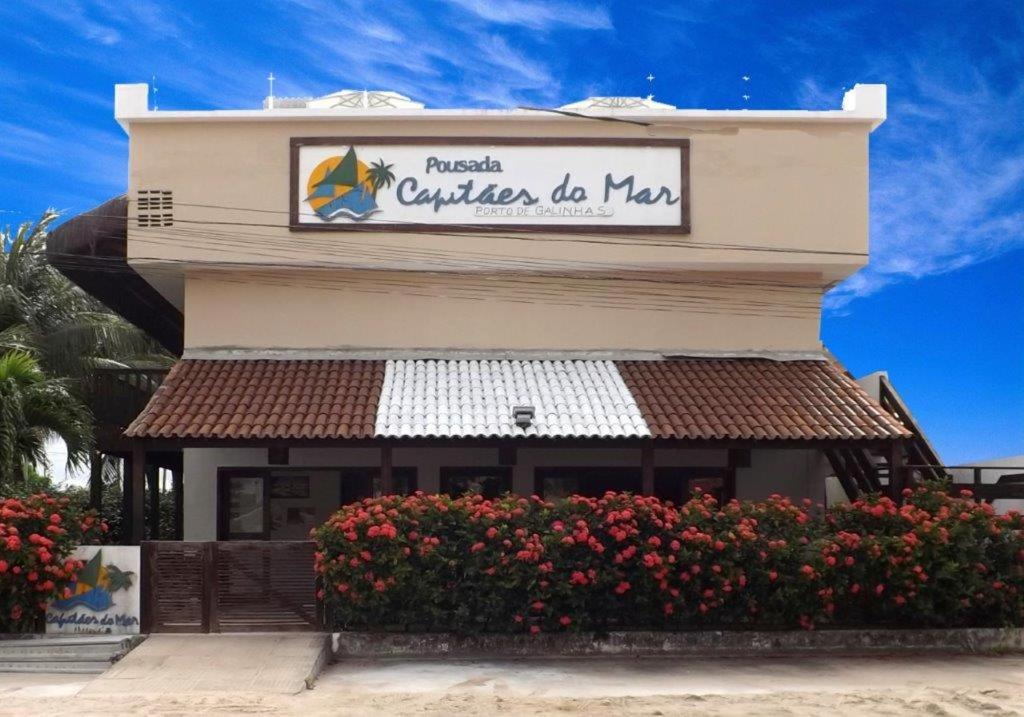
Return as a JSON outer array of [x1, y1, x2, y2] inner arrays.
[[291, 138, 689, 233]]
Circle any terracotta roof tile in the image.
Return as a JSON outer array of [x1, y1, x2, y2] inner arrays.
[[126, 358, 909, 443], [125, 360, 385, 439], [616, 359, 911, 441]]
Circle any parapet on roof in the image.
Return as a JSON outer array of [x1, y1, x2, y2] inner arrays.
[[262, 89, 424, 110], [559, 96, 677, 111], [114, 83, 887, 132]]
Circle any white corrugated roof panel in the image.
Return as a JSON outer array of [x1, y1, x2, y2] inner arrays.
[[374, 359, 651, 438]]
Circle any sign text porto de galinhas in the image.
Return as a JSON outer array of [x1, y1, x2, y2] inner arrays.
[[291, 139, 689, 232]]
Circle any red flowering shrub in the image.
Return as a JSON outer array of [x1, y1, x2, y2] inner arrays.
[[312, 484, 1024, 633], [0, 494, 106, 632]]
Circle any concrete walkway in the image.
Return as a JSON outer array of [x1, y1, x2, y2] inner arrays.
[[0, 653, 1023, 714], [81, 633, 330, 696], [321, 654, 1024, 698]]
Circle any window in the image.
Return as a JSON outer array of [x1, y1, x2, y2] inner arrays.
[[218, 466, 417, 541], [535, 467, 642, 499], [339, 467, 417, 504], [220, 472, 268, 539], [440, 467, 513, 499], [654, 467, 730, 505]]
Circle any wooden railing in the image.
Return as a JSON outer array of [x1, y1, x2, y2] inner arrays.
[[876, 377, 946, 483], [902, 465, 1024, 502], [141, 541, 322, 633], [88, 367, 169, 429]]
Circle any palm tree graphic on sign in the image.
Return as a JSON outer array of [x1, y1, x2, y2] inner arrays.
[[367, 159, 395, 195], [305, 148, 395, 221]]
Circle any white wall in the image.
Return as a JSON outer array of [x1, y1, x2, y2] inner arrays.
[[736, 448, 831, 503], [183, 445, 826, 539]]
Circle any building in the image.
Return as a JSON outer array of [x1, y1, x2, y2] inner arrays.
[[49, 84, 921, 547]]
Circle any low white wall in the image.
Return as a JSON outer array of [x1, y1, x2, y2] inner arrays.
[[950, 455, 1024, 514], [183, 445, 825, 540]]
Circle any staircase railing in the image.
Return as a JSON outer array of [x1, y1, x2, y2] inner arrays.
[[88, 367, 169, 430]]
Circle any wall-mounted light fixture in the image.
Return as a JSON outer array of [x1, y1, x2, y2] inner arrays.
[[513, 405, 535, 429]]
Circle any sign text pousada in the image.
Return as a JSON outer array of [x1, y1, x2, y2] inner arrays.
[[290, 138, 690, 233]]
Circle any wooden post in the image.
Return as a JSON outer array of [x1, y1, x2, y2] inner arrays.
[[140, 542, 154, 633], [641, 443, 655, 496], [172, 468, 184, 540], [889, 440, 905, 502], [726, 449, 746, 501], [89, 450, 103, 510], [203, 541, 218, 633], [146, 465, 160, 540], [121, 454, 134, 546], [380, 445, 394, 496], [129, 444, 146, 545]]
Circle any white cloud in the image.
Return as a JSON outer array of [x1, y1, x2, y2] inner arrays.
[[797, 47, 1024, 313], [445, 0, 612, 30], [822, 58, 1024, 311], [275, 1, 579, 108]]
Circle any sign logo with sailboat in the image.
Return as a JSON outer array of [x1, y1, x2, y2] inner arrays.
[[304, 147, 395, 222], [50, 549, 135, 612], [46, 546, 141, 634], [292, 139, 690, 232]]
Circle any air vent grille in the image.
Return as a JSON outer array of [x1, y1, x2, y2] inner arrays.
[[137, 190, 173, 227]]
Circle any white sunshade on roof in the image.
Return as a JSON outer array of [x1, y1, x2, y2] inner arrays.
[[374, 359, 652, 439]]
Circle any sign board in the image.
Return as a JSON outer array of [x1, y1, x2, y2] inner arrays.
[[290, 138, 689, 233], [46, 546, 140, 635]]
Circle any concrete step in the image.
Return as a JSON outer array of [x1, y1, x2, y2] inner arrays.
[[0, 635, 141, 673], [0, 660, 112, 674]]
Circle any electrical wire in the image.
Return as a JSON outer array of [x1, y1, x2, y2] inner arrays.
[[86, 202, 870, 259]]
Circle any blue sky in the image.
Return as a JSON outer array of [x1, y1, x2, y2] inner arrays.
[[0, 0, 1021, 464]]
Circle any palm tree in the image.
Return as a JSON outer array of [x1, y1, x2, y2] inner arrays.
[[1, 210, 170, 383], [367, 160, 396, 196], [2, 210, 171, 500], [0, 351, 92, 488]]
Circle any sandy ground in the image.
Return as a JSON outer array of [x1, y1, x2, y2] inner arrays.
[[1, 655, 1023, 715]]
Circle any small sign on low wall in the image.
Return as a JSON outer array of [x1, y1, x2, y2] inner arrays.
[[45, 546, 141, 635]]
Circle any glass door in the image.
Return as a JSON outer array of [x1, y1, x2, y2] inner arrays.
[[219, 472, 269, 540]]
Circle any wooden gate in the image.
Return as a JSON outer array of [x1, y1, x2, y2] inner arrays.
[[141, 541, 322, 632]]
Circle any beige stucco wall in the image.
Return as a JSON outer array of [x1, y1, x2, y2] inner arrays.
[[126, 117, 869, 277], [182, 268, 822, 352], [127, 115, 868, 353]]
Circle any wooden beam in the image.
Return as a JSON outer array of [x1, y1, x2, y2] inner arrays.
[[172, 468, 184, 540], [728, 448, 751, 469], [725, 449, 742, 501], [129, 444, 145, 545], [825, 449, 859, 501], [852, 449, 882, 492], [840, 449, 872, 494], [121, 453, 133, 546], [641, 444, 655, 496], [380, 445, 394, 495], [125, 435, 899, 451], [498, 446, 517, 466], [89, 450, 103, 510], [888, 440, 905, 501]]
